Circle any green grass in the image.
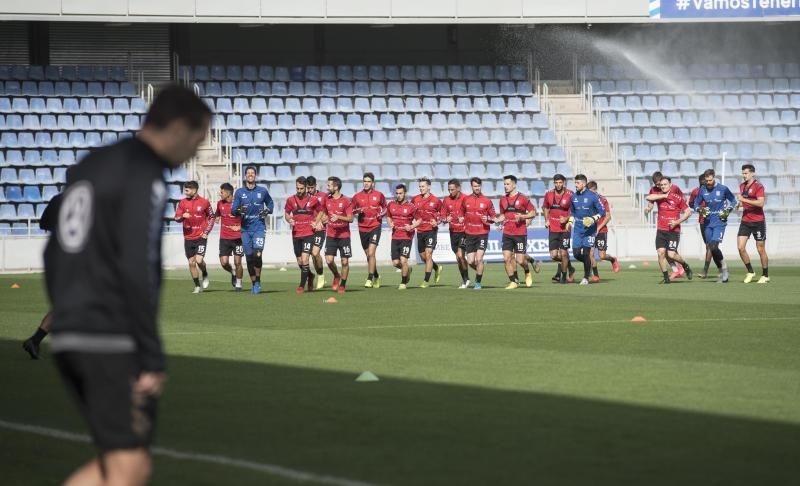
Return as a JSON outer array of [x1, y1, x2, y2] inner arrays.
[[2, 262, 800, 485]]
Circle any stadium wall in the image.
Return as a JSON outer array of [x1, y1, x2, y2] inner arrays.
[[2, 224, 798, 272]]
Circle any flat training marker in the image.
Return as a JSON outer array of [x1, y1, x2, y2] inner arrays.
[[279, 267, 287, 272], [355, 371, 379, 382], [325, 297, 338, 304], [628, 264, 637, 269], [631, 316, 647, 322], [10, 283, 20, 289]]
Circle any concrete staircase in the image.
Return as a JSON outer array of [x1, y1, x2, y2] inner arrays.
[[544, 92, 642, 225], [191, 143, 236, 204]]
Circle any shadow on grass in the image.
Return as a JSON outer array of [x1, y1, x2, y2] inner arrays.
[[1, 339, 797, 485]]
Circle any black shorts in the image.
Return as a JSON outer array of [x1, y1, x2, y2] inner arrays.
[[293, 235, 314, 257], [548, 232, 571, 251], [55, 352, 157, 452], [655, 230, 680, 251], [700, 223, 708, 244], [391, 239, 413, 260], [594, 232, 608, 251], [219, 238, 244, 257], [738, 220, 766, 241], [313, 230, 326, 249], [464, 234, 489, 254], [359, 228, 382, 250], [449, 232, 466, 253], [417, 230, 438, 253], [325, 236, 353, 258], [502, 234, 527, 254], [184, 238, 207, 259]]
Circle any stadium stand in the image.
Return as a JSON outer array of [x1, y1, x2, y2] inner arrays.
[[587, 62, 800, 222]]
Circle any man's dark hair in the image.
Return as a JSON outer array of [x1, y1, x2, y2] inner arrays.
[[587, 181, 598, 190], [363, 172, 375, 182], [470, 177, 482, 185], [651, 171, 663, 183], [553, 174, 566, 182], [144, 84, 212, 130], [703, 169, 716, 178], [698, 174, 705, 184], [183, 180, 199, 190], [328, 176, 342, 191], [447, 179, 461, 187], [742, 164, 755, 172], [575, 174, 588, 183], [395, 184, 407, 192], [220, 182, 234, 193], [503, 174, 517, 183], [418, 177, 431, 185], [244, 165, 257, 175], [296, 176, 307, 185], [661, 176, 672, 183], [306, 175, 317, 186]]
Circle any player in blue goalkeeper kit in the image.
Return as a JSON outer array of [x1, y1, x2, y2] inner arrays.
[[566, 174, 606, 285], [692, 168, 737, 283], [232, 165, 274, 294]]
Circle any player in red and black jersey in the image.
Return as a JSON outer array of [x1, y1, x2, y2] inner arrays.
[[688, 174, 713, 279], [411, 177, 443, 288], [306, 176, 327, 289], [175, 180, 215, 293], [216, 183, 244, 291], [441, 179, 470, 287], [352, 172, 387, 289], [285, 176, 322, 293], [542, 174, 575, 283], [645, 171, 686, 279], [317, 176, 354, 293], [386, 184, 419, 289], [496, 175, 537, 289], [646, 176, 693, 284], [736, 164, 769, 283], [587, 181, 620, 282], [459, 177, 496, 289]]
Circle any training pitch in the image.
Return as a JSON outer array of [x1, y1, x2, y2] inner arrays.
[[1, 262, 799, 485]]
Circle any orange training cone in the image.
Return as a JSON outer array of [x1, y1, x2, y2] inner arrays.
[[631, 316, 647, 322], [10, 283, 20, 289], [325, 297, 338, 304]]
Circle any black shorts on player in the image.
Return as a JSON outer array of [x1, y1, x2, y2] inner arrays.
[[416, 230, 438, 253], [184, 238, 207, 259], [325, 237, 353, 258], [359, 228, 381, 250], [292, 235, 314, 257], [655, 230, 680, 251], [502, 234, 526, 254], [449, 232, 466, 253], [594, 233, 608, 251], [55, 352, 158, 451], [548, 232, 570, 252], [738, 221, 767, 241], [219, 238, 244, 257], [313, 230, 326, 249], [391, 239, 413, 260], [464, 234, 488, 254]]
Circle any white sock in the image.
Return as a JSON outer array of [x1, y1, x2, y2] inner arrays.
[[235, 278, 242, 287]]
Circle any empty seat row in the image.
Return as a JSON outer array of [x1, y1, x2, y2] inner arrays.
[[0, 114, 142, 131], [0, 97, 147, 114], [0, 185, 62, 203], [0, 81, 138, 97], [220, 128, 558, 148], [212, 112, 549, 131], [586, 62, 800, 81], [618, 142, 800, 161], [228, 145, 566, 164], [589, 78, 800, 95], [188, 64, 528, 82], [197, 80, 533, 97], [0, 65, 129, 82], [627, 160, 800, 179], [0, 203, 49, 222], [594, 94, 800, 111], [0, 168, 65, 185], [0, 149, 86, 167], [204, 95, 539, 115], [1, 131, 132, 149], [611, 126, 800, 144], [602, 109, 800, 128]]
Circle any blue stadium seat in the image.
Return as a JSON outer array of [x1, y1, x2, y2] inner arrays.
[[22, 186, 41, 203]]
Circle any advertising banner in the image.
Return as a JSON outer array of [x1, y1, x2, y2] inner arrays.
[[650, 0, 800, 19]]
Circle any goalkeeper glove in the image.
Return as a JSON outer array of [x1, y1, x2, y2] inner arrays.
[[582, 215, 600, 227], [719, 207, 733, 221], [698, 207, 710, 217], [258, 207, 272, 217]]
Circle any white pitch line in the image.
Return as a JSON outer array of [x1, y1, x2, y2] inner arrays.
[[0, 419, 376, 486], [161, 315, 799, 335]]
